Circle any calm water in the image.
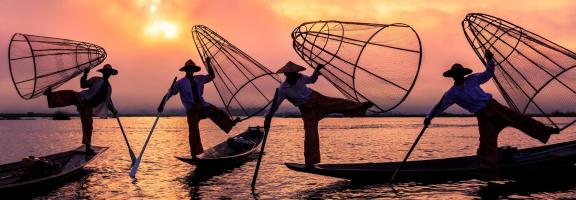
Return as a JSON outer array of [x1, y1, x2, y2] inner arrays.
[[0, 117, 575, 199]]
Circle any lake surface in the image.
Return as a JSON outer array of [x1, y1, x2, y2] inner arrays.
[[0, 117, 575, 199]]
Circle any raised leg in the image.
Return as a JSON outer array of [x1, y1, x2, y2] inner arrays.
[[310, 91, 371, 117], [204, 104, 236, 133], [46, 90, 81, 108], [491, 100, 556, 143]]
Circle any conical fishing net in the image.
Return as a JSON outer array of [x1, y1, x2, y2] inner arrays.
[[192, 25, 282, 120], [9, 33, 107, 100], [463, 13, 576, 130], [292, 21, 422, 113]]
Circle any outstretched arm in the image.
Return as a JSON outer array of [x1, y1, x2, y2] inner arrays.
[[205, 57, 215, 82], [308, 64, 325, 84], [424, 94, 454, 126], [157, 81, 179, 113], [264, 89, 283, 131], [477, 50, 495, 84], [80, 69, 90, 88]]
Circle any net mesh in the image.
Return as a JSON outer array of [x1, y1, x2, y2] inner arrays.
[[292, 21, 422, 113], [463, 13, 576, 130], [9, 33, 106, 100], [192, 25, 282, 120]]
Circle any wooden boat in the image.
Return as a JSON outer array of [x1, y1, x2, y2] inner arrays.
[[0, 146, 108, 193], [286, 140, 576, 182], [176, 127, 264, 167]]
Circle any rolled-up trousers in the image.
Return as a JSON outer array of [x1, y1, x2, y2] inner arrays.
[[186, 104, 235, 156], [298, 91, 372, 165], [46, 90, 93, 146], [475, 99, 555, 169]]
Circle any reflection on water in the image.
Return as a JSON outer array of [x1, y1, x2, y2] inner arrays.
[[0, 117, 575, 199]]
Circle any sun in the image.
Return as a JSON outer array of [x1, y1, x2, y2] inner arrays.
[[143, 4, 180, 40], [145, 20, 179, 39]]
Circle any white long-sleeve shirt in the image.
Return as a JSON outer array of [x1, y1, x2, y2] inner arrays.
[[426, 59, 495, 118], [168, 75, 213, 111], [267, 73, 319, 116], [80, 77, 113, 118]]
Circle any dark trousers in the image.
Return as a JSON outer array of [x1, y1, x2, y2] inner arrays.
[[186, 104, 235, 156], [299, 91, 372, 165], [476, 99, 555, 169], [47, 90, 93, 146]]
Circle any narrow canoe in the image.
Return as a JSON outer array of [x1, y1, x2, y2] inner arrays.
[[176, 127, 264, 167], [286, 140, 576, 182], [0, 146, 108, 193]]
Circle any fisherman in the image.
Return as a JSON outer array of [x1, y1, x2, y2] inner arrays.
[[158, 58, 240, 159], [264, 62, 374, 166], [424, 50, 560, 171], [43, 64, 119, 154]]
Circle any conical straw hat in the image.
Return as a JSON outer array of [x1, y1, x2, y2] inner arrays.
[[276, 61, 306, 73]]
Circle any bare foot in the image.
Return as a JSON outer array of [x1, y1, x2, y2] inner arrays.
[[43, 87, 52, 96], [232, 117, 241, 126]]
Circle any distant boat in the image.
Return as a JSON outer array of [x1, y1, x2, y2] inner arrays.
[[286, 140, 576, 182], [0, 146, 108, 193], [0, 116, 21, 120], [176, 127, 264, 168], [52, 111, 71, 120]]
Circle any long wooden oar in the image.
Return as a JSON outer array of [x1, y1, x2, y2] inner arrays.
[[250, 127, 270, 192], [251, 90, 279, 192], [389, 124, 429, 184], [115, 113, 136, 165], [130, 77, 177, 178]]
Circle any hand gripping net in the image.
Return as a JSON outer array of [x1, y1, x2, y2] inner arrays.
[[9, 33, 106, 99], [292, 21, 422, 113], [192, 25, 281, 120], [463, 13, 576, 130]]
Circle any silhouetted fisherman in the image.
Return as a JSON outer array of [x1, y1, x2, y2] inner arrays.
[[159, 58, 240, 160], [424, 50, 560, 172], [264, 62, 374, 167], [44, 64, 119, 154]]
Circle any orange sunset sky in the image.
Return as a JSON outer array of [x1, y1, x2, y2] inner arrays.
[[0, 0, 575, 114]]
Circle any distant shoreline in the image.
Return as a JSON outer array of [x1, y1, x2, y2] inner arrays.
[[1, 112, 575, 120]]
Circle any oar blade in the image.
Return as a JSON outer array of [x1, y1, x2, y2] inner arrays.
[[250, 128, 269, 190], [129, 161, 140, 178], [389, 125, 428, 184], [128, 78, 176, 178]]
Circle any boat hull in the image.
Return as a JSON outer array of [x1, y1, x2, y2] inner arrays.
[[0, 146, 108, 193], [286, 140, 576, 182], [177, 127, 264, 168]]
